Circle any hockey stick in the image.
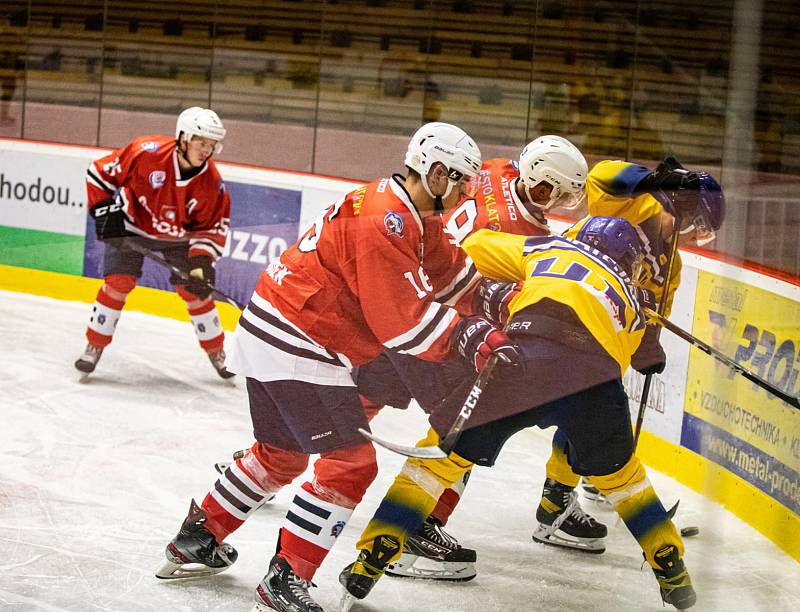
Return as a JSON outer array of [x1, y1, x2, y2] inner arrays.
[[645, 308, 800, 409], [360, 353, 501, 459], [123, 240, 245, 310], [633, 209, 682, 451]]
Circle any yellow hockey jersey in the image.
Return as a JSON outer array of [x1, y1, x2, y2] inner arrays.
[[566, 160, 682, 316], [461, 229, 646, 374]]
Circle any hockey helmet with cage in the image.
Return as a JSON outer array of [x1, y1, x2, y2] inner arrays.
[[175, 107, 226, 154], [664, 172, 725, 247], [576, 215, 644, 281], [405, 122, 482, 200], [519, 135, 588, 211]]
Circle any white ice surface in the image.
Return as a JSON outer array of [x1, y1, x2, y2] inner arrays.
[[1, 289, 799, 612]]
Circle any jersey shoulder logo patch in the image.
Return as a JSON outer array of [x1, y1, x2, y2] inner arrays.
[[384, 210, 404, 238], [149, 170, 167, 189], [140, 141, 160, 152]]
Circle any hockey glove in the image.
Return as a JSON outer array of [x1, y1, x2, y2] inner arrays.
[[454, 315, 521, 372], [473, 279, 520, 325], [637, 287, 657, 312], [183, 255, 216, 300], [635, 157, 700, 196], [631, 324, 666, 376], [91, 196, 129, 241]]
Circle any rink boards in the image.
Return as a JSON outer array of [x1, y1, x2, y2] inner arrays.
[[1, 137, 798, 561]]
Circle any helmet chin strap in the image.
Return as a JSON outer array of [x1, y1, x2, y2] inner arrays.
[[422, 169, 453, 209], [177, 134, 206, 169]]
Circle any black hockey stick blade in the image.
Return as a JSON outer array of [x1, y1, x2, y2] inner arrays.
[[358, 428, 447, 459], [666, 499, 680, 520], [646, 308, 800, 410]]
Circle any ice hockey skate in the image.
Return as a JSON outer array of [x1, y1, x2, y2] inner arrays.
[[156, 499, 238, 579], [339, 535, 401, 612], [385, 517, 476, 581], [208, 349, 236, 381], [580, 476, 612, 508], [532, 478, 607, 553], [252, 554, 324, 612], [651, 544, 696, 609], [74, 343, 104, 381]]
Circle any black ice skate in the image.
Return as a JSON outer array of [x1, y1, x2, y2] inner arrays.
[[651, 545, 696, 610], [385, 517, 476, 581], [339, 535, 401, 612], [252, 555, 324, 612], [208, 349, 236, 381], [75, 343, 103, 380], [532, 478, 607, 554], [581, 476, 612, 508], [155, 499, 237, 579]]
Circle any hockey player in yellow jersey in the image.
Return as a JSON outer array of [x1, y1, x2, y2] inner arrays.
[[341, 216, 697, 611]]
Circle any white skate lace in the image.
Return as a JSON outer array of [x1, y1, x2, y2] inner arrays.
[[563, 491, 598, 526], [288, 575, 317, 607], [421, 520, 459, 549]]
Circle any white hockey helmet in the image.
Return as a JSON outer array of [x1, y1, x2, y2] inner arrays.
[[405, 122, 482, 200], [519, 135, 588, 211], [175, 107, 226, 154]]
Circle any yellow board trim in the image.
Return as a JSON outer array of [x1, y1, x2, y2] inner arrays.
[[0, 264, 240, 330], [637, 429, 799, 562], [2, 264, 796, 561]]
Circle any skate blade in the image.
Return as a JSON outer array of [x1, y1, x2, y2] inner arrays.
[[78, 371, 91, 383], [339, 588, 357, 612], [386, 555, 477, 581], [532, 527, 605, 554], [155, 559, 231, 580]]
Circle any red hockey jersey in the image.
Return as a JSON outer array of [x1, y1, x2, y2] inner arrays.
[[424, 158, 551, 313], [86, 135, 230, 260], [238, 176, 462, 377]]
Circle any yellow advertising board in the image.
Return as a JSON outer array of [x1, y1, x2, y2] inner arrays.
[[682, 270, 800, 515]]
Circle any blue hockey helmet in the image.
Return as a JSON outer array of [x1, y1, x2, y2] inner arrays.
[[662, 172, 726, 246], [576, 216, 644, 280]]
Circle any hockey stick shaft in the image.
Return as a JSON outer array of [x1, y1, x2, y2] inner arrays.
[[124, 241, 245, 310], [360, 353, 501, 459], [645, 308, 800, 409], [633, 223, 681, 450]]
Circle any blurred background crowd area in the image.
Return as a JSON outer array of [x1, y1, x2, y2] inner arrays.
[[0, 0, 798, 276]]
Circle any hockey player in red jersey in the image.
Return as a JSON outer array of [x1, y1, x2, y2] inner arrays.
[[74, 107, 232, 380], [157, 123, 521, 612], [349, 136, 609, 582]]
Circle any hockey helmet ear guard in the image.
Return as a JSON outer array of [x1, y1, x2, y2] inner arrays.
[[575, 216, 644, 282], [405, 122, 482, 200], [519, 135, 588, 211], [176, 107, 226, 155]]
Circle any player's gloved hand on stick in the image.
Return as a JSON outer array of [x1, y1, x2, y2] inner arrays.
[[652, 156, 700, 191], [473, 279, 520, 325], [91, 196, 129, 241], [631, 324, 666, 376], [454, 315, 521, 372], [184, 255, 216, 300]]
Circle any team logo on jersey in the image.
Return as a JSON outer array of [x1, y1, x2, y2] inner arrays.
[[384, 211, 404, 238], [140, 141, 159, 152], [149, 170, 166, 189], [330, 521, 346, 538]]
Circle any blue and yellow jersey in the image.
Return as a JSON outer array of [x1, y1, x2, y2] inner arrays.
[[565, 160, 682, 316], [461, 229, 646, 374]]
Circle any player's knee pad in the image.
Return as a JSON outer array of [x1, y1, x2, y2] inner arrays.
[[314, 442, 378, 505], [588, 455, 648, 504], [103, 273, 136, 298], [243, 441, 310, 490]]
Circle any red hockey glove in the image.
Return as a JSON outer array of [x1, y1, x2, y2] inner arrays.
[[454, 315, 521, 372], [473, 279, 520, 325]]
